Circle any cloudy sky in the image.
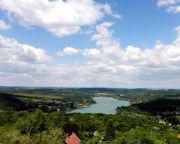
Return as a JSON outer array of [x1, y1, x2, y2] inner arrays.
[[0, 0, 180, 88]]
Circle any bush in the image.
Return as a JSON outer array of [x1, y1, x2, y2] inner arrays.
[[15, 109, 48, 136], [15, 120, 30, 134]]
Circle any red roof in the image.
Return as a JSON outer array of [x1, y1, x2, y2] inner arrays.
[[177, 134, 180, 139], [64, 134, 80, 144]]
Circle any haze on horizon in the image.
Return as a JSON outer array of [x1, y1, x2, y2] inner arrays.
[[0, 0, 180, 89]]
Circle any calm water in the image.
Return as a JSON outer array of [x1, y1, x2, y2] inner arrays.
[[70, 97, 129, 114]]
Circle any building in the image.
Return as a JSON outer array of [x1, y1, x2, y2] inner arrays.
[[64, 134, 80, 144]]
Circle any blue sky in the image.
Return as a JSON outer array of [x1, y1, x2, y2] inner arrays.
[[0, 0, 180, 88], [1, 0, 179, 51]]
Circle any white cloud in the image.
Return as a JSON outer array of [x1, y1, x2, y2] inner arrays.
[[0, 20, 11, 30], [167, 5, 180, 13], [1, 23, 180, 88], [59, 22, 179, 87], [0, 0, 118, 37], [157, 0, 180, 13], [91, 22, 123, 58], [101, 3, 112, 15], [101, 3, 122, 19], [91, 22, 180, 69], [57, 47, 79, 56], [83, 49, 102, 59], [157, 0, 180, 6], [78, 23, 180, 88], [112, 14, 122, 19], [0, 35, 51, 75], [175, 25, 180, 32]]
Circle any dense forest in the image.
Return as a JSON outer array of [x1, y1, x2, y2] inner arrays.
[[0, 87, 180, 143]]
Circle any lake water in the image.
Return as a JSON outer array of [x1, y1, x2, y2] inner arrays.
[[70, 97, 129, 114]]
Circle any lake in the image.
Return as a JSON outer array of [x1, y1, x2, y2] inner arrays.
[[70, 97, 129, 114]]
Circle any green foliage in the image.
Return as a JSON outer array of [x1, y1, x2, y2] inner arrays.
[[0, 112, 17, 126], [0, 111, 180, 143], [63, 121, 80, 135], [15, 110, 48, 136], [105, 119, 115, 140], [47, 112, 64, 128], [16, 119, 30, 134], [12, 139, 21, 144], [31, 110, 47, 133]]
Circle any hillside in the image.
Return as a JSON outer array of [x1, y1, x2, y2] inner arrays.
[[0, 92, 27, 111]]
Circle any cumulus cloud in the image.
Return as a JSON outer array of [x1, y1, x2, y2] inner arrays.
[[77, 22, 180, 88], [0, 20, 11, 30], [83, 49, 102, 59], [0, 0, 119, 37], [167, 5, 180, 13], [0, 35, 51, 75], [157, 0, 180, 13], [101, 3, 122, 19], [1, 22, 180, 87], [91, 22, 180, 69], [57, 47, 79, 56], [52, 23, 180, 88], [91, 22, 123, 58]]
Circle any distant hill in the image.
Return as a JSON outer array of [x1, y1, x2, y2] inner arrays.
[[1, 86, 180, 92], [0, 92, 27, 111], [133, 98, 180, 115]]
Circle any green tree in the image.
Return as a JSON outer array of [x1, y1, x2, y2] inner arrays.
[[29, 109, 47, 135], [63, 122, 80, 135], [105, 119, 115, 140]]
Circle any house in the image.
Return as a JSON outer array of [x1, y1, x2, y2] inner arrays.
[[176, 134, 180, 139], [64, 134, 80, 144]]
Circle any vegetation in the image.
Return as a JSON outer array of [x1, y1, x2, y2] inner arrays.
[[0, 110, 180, 143], [0, 87, 180, 143], [105, 119, 115, 140], [0, 89, 96, 112]]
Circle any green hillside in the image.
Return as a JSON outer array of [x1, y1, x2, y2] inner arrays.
[[0, 92, 27, 111]]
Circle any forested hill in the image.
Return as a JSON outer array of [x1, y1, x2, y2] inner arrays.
[[0, 89, 95, 112], [0, 92, 27, 111]]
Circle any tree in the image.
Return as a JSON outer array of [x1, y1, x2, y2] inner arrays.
[[105, 119, 115, 140], [63, 122, 80, 135], [29, 109, 47, 135], [15, 109, 48, 136]]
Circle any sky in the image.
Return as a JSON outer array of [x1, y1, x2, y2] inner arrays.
[[0, 0, 180, 88]]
